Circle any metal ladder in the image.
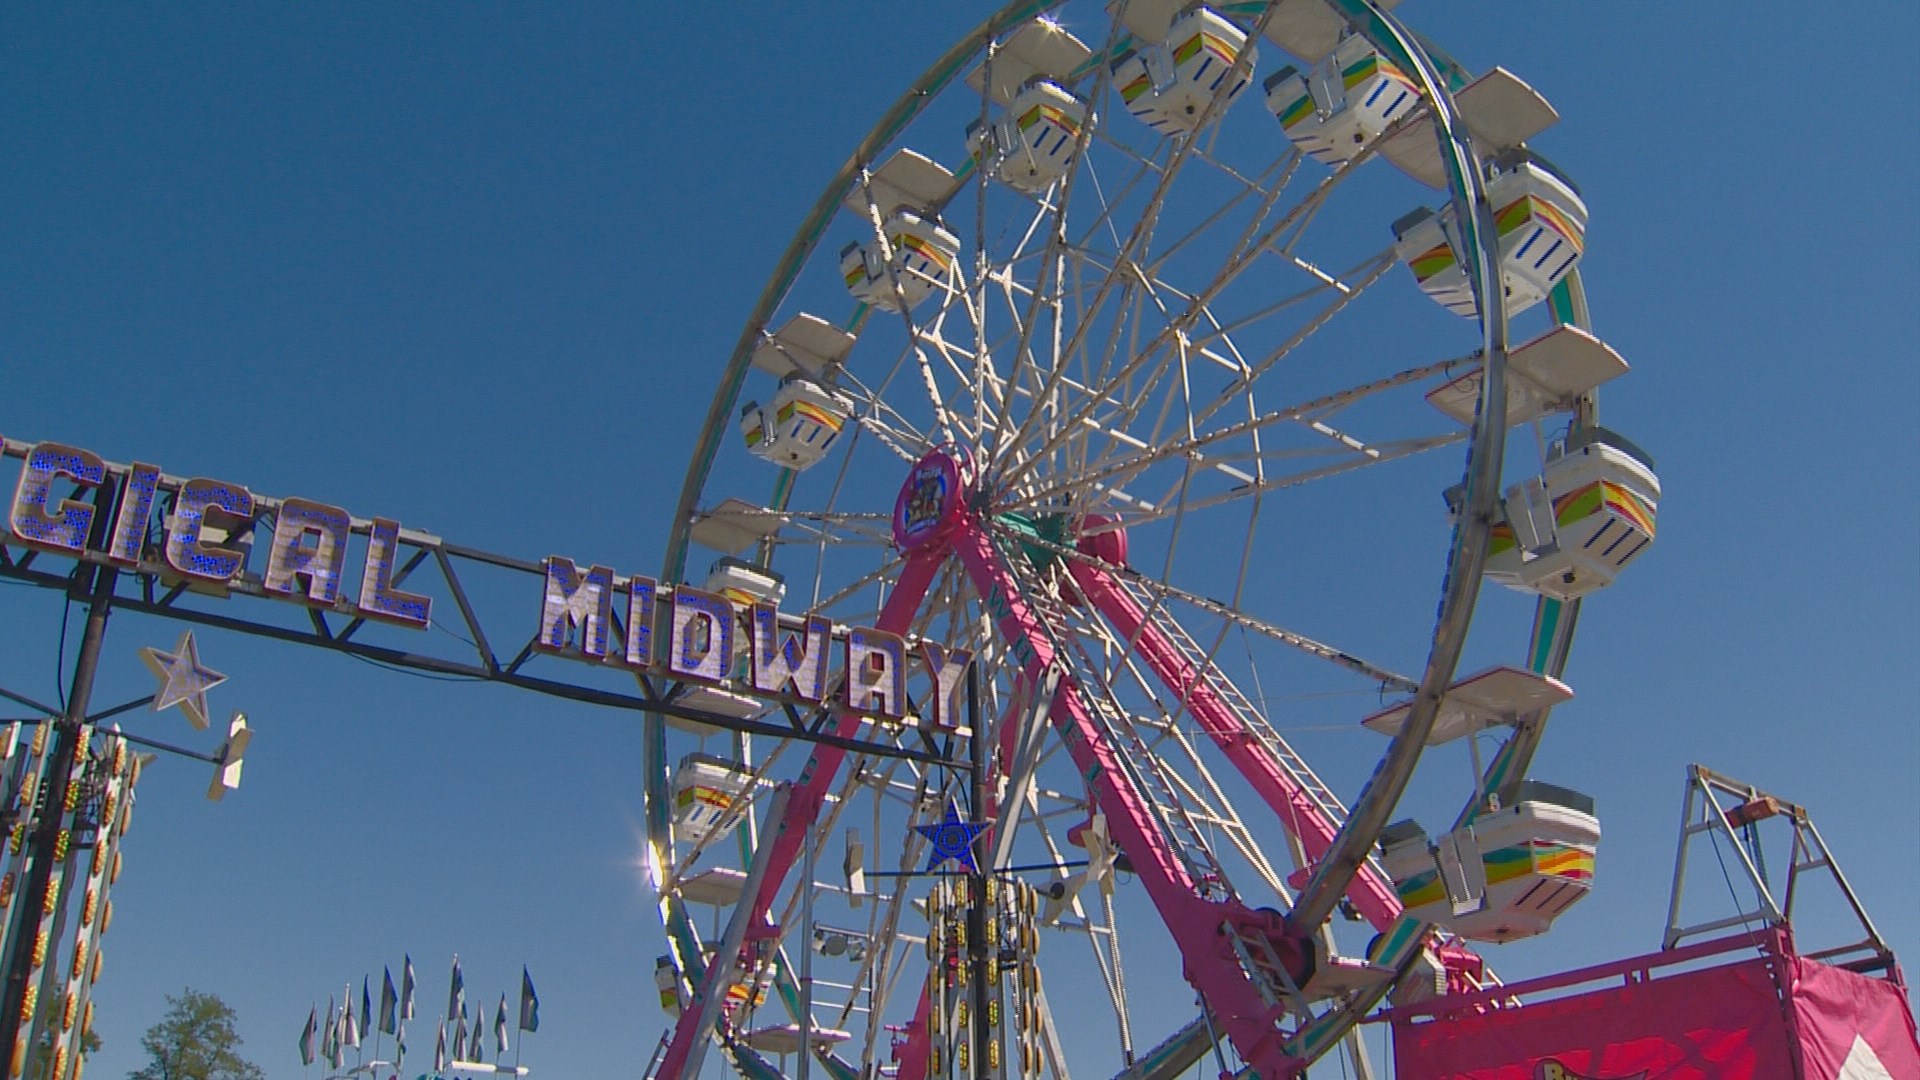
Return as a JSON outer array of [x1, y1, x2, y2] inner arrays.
[[643, 1030, 672, 1079], [1113, 576, 1398, 889], [1012, 561, 1232, 898], [1078, 687, 1232, 897], [1117, 576, 1503, 992]]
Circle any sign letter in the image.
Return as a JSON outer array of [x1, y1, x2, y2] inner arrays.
[[668, 587, 735, 683], [535, 557, 615, 659], [264, 498, 351, 605], [164, 478, 254, 582], [10, 443, 105, 553], [750, 604, 829, 702], [846, 629, 907, 720], [918, 643, 973, 731], [106, 462, 161, 565], [357, 517, 430, 627], [623, 576, 658, 669]]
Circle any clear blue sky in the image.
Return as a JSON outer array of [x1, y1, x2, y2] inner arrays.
[[1, 3, 1915, 1079]]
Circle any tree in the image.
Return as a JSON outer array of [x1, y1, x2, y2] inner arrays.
[[27, 1027, 99, 1080], [128, 990, 263, 1080]]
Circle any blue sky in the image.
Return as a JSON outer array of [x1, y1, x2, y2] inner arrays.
[[1, 3, 1916, 1079]]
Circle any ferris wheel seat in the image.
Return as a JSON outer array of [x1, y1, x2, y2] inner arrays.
[[1425, 325, 1631, 428], [966, 18, 1091, 105], [741, 378, 854, 470], [1485, 430, 1660, 600], [674, 866, 750, 907], [654, 956, 683, 1017], [841, 149, 960, 221], [690, 498, 785, 556], [1392, 150, 1589, 319], [1265, 36, 1419, 167], [1378, 67, 1560, 189], [1382, 785, 1600, 942], [704, 557, 786, 608], [839, 210, 960, 313], [672, 753, 753, 845], [968, 79, 1088, 194], [750, 313, 855, 380], [1300, 953, 1396, 1000], [1362, 665, 1573, 745], [1261, 0, 1402, 64], [1112, 6, 1254, 135], [670, 684, 765, 729], [742, 1024, 853, 1056]]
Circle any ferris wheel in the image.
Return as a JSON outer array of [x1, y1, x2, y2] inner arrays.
[[643, 1, 1661, 1077]]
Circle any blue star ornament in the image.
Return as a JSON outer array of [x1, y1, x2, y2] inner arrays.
[[914, 802, 987, 873], [139, 630, 227, 730]]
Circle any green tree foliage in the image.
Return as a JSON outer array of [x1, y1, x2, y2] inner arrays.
[[27, 1027, 99, 1080], [128, 990, 263, 1080]]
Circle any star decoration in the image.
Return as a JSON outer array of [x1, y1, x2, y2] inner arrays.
[[139, 631, 226, 730], [913, 801, 987, 873]]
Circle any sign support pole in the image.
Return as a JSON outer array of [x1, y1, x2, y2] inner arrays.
[[0, 489, 119, 1078], [967, 662, 991, 1080]]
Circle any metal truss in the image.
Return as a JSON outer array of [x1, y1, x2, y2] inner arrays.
[[0, 446, 966, 774]]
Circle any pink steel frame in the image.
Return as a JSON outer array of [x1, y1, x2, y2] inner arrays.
[[657, 499, 1427, 1078]]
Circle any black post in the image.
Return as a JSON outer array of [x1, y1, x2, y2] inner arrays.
[[0, 508, 119, 1077], [966, 662, 989, 1080]]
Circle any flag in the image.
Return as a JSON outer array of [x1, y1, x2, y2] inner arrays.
[[343, 992, 361, 1050], [493, 995, 509, 1056], [326, 1003, 345, 1069], [433, 1025, 447, 1072], [518, 968, 539, 1033], [451, 1012, 467, 1063], [299, 1007, 317, 1067], [446, 956, 464, 1025], [322, 999, 338, 1061], [361, 976, 373, 1042], [394, 1021, 407, 1071], [380, 968, 399, 1035], [468, 1016, 484, 1063], [401, 955, 417, 1021]]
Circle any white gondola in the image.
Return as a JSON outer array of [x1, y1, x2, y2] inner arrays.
[[1112, 6, 1254, 135], [741, 377, 853, 471], [655, 956, 683, 1017], [1380, 782, 1600, 942], [672, 753, 752, 846], [707, 944, 769, 1009], [968, 79, 1089, 194], [1483, 427, 1659, 600], [1392, 149, 1589, 318], [839, 210, 959, 312], [1264, 36, 1419, 167], [703, 556, 785, 607]]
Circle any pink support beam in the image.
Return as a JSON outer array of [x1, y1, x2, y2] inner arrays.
[[952, 525, 1311, 1077], [653, 548, 946, 1080], [1071, 562, 1406, 933]]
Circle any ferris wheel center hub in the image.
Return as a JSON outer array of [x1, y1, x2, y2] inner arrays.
[[892, 448, 972, 550]]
